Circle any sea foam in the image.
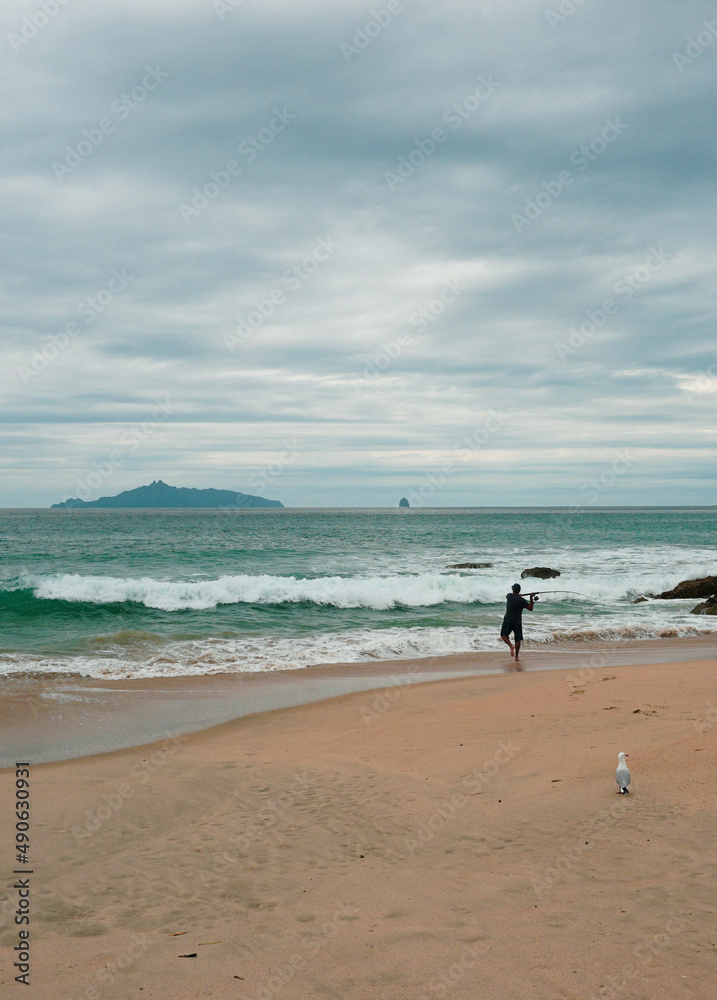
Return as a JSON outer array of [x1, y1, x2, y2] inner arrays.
[[0, 618, 715, 680], [17, 566, 717, 612]]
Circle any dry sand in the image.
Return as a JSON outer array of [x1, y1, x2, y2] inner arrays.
[[1, 656, 715, 999]]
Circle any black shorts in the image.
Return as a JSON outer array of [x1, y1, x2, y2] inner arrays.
[[500, 618, 523, 641]]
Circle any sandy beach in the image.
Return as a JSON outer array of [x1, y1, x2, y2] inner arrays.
[[1, 652, 715, 1000]]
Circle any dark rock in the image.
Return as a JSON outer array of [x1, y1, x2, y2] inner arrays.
[[447, 562, 493, 569], [398, 497, 410, 508], [691, 595, 717, 615], [656, 576, 717, 600], [633, 597, 648, 604], [521, 567, 561, 580]]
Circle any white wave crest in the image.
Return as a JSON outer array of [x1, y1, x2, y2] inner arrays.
[[18, 561, 717, 612], [27, 572, 504, 611]]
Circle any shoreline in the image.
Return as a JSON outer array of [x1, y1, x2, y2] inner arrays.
[[1, 634, 715, 766]]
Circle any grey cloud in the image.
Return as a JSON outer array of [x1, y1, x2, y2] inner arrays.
[[1, 0, 715, 505]]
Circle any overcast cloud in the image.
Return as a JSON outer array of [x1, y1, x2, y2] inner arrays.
[[2, 0, 716, 507]]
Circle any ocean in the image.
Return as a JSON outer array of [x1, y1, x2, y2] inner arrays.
[[1, 507, 715, 680]]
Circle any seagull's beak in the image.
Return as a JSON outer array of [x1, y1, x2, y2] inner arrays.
[[624, 754, 629, 758]]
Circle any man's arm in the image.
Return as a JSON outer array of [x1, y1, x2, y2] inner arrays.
[[526, 594, 536, 611]]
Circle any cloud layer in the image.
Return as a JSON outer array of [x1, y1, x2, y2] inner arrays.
[[2, 0, 716, 506]]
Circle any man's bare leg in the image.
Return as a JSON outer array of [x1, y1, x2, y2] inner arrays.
[[514, 640, 522, 665], [500, 635, 514, 657]]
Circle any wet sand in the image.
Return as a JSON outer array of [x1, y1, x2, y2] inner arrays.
[[1, 635, 715, 766]]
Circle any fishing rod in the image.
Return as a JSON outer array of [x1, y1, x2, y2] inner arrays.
[[523, 590, 596, 601]]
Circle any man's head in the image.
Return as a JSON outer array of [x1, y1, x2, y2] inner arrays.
[[512, 583, 521, 593]]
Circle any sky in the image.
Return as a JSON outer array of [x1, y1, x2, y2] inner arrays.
[[2, 0, 716, 508]]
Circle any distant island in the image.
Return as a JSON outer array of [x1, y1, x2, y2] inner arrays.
[[399, 497, 410, 508], [51, 480, 284, 509]]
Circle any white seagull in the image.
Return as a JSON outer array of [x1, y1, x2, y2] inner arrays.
[[615, 752, 631, 794]]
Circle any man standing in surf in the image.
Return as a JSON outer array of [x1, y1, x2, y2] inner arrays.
[[500, 583, 536, 667]]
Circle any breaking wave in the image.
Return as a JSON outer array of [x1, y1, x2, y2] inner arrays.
[[5, 567, 715, 612]]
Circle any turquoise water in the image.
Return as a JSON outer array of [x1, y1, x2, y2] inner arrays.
[[1, 507, 715, 678]]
